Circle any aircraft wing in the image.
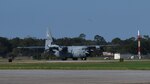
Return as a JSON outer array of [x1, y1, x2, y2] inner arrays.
[[17, 46, 45, 49]]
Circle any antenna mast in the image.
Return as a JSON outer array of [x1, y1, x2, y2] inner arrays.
[[138, 30, 141, 59]]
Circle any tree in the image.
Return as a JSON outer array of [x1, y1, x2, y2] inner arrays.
[[140, 36, 150, 55], [10, 37, 21, 48], [0, 37, 12, 57], [143, 35, 150, 40], [79, 33, 86, 39], [94, 35, 106, 45], [55, 37, 72, 46], [111, 38, 122, 45], [20, 37, 42, 46]]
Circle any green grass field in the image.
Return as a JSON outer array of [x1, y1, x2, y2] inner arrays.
[[0, 60, 150, 70]]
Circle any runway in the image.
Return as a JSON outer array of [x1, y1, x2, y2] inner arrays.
[[0, 70, 150, 84]]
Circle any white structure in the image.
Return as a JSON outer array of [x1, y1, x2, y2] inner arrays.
[[114, 53, 121, 59]]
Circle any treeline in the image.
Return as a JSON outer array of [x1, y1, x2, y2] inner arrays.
[[0, 37, 45, 58], [0, 33, 150, 58]]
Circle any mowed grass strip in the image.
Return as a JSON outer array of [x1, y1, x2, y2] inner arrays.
[[0, 61, 150, 70]]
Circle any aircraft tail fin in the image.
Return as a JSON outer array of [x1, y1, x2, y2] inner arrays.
[[45, 28, 53, 50]]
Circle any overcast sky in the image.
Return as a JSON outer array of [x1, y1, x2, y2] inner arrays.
[[0, 0, 150, 41]]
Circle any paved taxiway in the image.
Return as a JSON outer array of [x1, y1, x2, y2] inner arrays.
[[0, 70, 150, 84]]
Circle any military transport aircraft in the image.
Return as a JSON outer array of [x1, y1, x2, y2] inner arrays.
[[18, 29, 111, 60]]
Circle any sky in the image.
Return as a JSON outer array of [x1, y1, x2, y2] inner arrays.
[[0, 0, 150, 41]]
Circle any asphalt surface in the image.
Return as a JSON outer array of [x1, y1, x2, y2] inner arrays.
[[0, 70, 150, 84]]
